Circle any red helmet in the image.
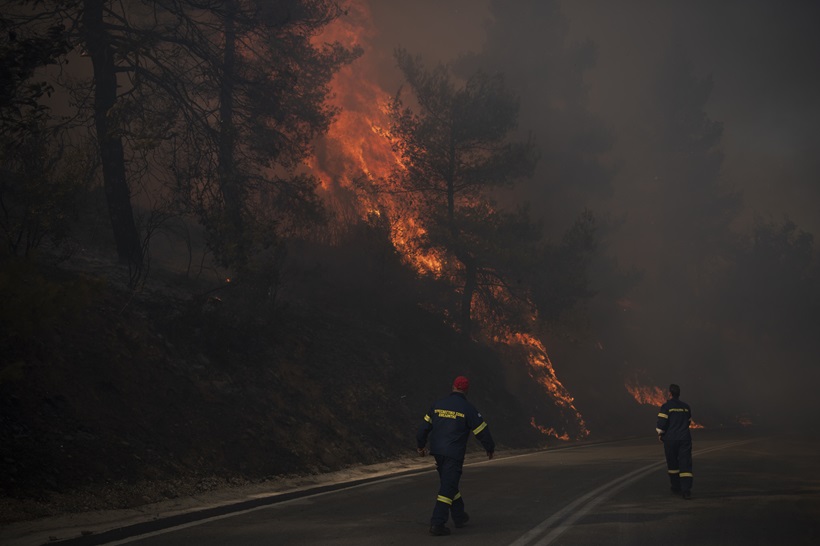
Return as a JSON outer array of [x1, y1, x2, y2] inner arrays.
[[452, 376, 469, 392]]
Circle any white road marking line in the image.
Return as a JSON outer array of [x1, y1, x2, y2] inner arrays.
[[89, 438, 754, 545], [509, 439, 757, 546], [102, 441, 633, 543], [101, 469, 432, 545]]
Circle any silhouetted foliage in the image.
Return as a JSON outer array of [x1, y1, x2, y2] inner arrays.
[[0, 17, 69, 142], [156, 0, 361, 270], [6, 0, 359, 287], [0, 16, 87, 259], [387, 49, 538, 336], [0, 121, 92, 258], [425, 202, 543, 336], [529, 210, 599, 324]]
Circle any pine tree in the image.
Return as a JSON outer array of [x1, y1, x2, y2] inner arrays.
[[388, 49, 537, 336]]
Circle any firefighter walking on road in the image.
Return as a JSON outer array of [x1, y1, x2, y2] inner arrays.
[[417, 376, 495, 536], [656, 383, 694, 499]]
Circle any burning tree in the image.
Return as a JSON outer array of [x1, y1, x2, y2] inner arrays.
[[299, 6, 590, 440], [387, 48, 537, 337], [144, 0, 362, 270]]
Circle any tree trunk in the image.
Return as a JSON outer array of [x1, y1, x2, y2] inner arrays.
[[460, 258, 477, 338], [446, 129, 456, 233], [82, 0, 142, 268], [217, 0, 245, 268]]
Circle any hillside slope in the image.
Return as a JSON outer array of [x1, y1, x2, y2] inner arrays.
[[0, 254, 557, 524]]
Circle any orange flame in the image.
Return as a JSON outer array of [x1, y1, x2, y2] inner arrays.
[[503, 331, 589, 440], [311, 2, 445, 274], [312, 1, 587, 438], [530, 417, 570, 441], [624, 380, 667, 407], [626, 377, 705, 429]]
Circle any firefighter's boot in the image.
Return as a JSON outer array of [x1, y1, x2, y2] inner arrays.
[[453, 512, 470, 528], [429, 524, 451, 536]]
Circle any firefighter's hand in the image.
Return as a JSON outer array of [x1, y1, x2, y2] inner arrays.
[[657, 434, 664, 443], [417, 447, 427, 457], [487, 451, 494, 460]]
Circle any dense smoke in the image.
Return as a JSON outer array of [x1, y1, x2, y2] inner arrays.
[[354, 0, 820, 430]]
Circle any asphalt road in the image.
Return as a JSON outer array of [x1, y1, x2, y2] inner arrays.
[[56, 430, 820, 545]]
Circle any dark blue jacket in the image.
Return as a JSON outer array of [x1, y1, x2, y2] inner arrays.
[[417, 392, 495, 460], [656, 397, 692, 442]]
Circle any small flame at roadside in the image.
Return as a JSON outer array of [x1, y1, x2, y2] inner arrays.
[[625, 380, 667, 406], [530, 417, 570, 441], [626, 377, 705, 429]]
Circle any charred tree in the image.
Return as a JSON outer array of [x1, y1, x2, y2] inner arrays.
[[215, 0, 245, 268], [460, 257, 477, 336], [81, 0, 141, 268]]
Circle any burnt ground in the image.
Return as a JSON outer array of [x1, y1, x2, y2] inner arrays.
[[0, 250, 572, 526]]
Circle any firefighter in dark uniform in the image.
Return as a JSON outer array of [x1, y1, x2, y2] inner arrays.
[[656, 383, 694, 499], [417, 376, 495, 536]]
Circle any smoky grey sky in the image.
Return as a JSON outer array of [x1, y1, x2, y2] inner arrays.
[[369, 0, 820, 267], [561, 0, 820, 261]]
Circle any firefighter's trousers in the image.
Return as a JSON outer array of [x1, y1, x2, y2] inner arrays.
[[431, 455, 466, 526], [663, 438, 693, 492]]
